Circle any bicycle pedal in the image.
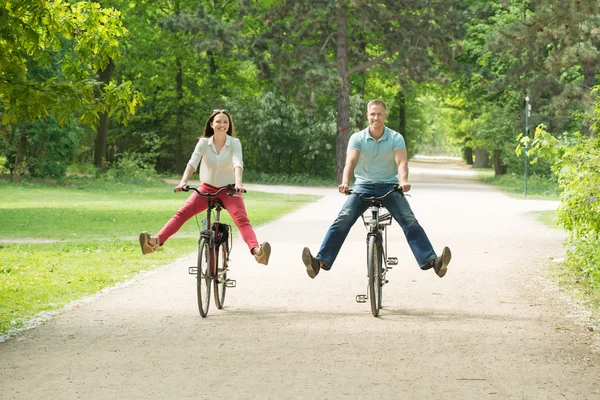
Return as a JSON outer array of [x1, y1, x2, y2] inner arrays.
[[225, 279, 237, 288], [188, 266, 197, 275], [387, 257, 398, 265], [355, 294, 367, 303]]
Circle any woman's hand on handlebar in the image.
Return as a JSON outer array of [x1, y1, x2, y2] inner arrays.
[[174, 181, 188, 193], [233, 183, 247, 194]]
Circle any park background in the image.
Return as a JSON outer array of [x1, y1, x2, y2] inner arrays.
[[1, 0, 600, 338]]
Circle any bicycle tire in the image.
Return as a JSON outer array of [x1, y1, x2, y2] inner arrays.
[[197, 238, 212, 317], [367, 235, 383, 317], [213, 241, 228, 309]]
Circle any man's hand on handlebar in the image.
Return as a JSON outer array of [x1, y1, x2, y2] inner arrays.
[[338, 183, 350, 195], [400, 182, 411, 193]]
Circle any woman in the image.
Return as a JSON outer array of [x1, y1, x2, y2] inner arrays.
[[139, 109, 271, 265]]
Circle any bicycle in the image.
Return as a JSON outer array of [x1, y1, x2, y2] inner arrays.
[[181, 184, 239, 317], [345, 185, 403, 317]]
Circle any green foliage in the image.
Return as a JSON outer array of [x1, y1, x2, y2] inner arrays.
[[102, 130, 163, 182], [104, 152, 159, 183], [413, 93, 462, 157], [0, 0, 141, 126], [521, 123, 600, 289], [26, 119, 84, 178], [1, 118, 85, 178], [233, 92, 337, 177]]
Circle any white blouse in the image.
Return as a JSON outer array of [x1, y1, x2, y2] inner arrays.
[[187, 135, 243, 187]]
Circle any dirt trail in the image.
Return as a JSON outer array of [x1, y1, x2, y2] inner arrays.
[[1, 161, 599, 399]]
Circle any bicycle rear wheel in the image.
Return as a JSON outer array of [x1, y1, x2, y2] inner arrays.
[[197, 238, 212, 317], [213, 241, 229, 309], [367, 235, 383, 317]]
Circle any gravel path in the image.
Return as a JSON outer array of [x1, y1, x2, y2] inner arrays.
[[1, 161, 599, 399]]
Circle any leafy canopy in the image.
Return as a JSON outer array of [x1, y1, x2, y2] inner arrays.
[[0, 0, 141, 125]]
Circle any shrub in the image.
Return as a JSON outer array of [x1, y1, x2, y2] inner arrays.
[[522, 125, 600, 289]]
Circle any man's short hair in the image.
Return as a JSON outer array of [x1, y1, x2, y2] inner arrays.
[[367, 99, 387, 111]]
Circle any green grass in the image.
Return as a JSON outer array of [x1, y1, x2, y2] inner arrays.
[[477, 170, 561, 200], [532, 210, 559, 229], [0, 179, 320, 338]]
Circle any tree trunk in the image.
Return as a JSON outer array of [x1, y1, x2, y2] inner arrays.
[[493, 149, 507, 175], [463, 147, 473, 165], [335, 2, 350, 184], [473, 147, 489, 168], [11, 128, 26, 183], [583, 60, 596, 90], [582, 60, 597, 137], [94, 57, 115, 170], [397, 90, 406, 139], [175, 57, 185, 174], [208, 50, 217, 75]]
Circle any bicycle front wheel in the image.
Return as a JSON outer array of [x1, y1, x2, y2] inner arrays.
[[213, 241, 229, 309], [367, 235, 383, 317], [197, 238, 212, 317]]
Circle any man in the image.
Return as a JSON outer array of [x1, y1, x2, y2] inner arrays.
[[301, 99, 451, 278]]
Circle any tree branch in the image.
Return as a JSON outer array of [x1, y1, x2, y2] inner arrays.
[[344, 47, 401, 77], [320, 32, 336, 53]]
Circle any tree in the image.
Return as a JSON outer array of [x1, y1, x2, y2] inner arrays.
[[252, 0, 468, 182], [0, 0, 141, 126]]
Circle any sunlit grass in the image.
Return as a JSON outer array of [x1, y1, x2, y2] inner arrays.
[[532, 210, 558, 229], [477, 170, 561, 200]]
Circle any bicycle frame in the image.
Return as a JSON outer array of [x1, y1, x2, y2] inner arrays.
[[182, 184, 239, 317], [183, 184, 235, 268], [346, 186, 403, 316], [362, 204, 394, 284]]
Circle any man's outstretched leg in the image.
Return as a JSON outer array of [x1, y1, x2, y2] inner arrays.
[[301, 191, 366, 279]]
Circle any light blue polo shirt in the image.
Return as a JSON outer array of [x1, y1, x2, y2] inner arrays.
[[348, 126, 406, 184]]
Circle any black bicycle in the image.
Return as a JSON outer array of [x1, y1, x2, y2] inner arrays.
[[181, 184, 239, 317], [346, 186, 403, 317]]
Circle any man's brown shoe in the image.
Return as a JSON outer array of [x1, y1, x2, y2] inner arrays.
[[302, 247, 320, 279], [433, 246, 451, 278]]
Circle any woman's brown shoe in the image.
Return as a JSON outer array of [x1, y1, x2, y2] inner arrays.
[[254, 242, 271, 265], [139, 232, 159, 255]]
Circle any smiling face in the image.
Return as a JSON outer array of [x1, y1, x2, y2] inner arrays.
[[367, 103, 388, 132], [211, 112, 230, 135]]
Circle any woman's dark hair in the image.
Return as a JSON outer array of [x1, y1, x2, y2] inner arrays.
[[203, 109, 235, 138]]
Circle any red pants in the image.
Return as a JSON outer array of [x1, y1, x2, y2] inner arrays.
[[156, 183, 259, 254]]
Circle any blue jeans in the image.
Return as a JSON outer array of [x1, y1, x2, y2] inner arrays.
[[316, 183, 437, 269]]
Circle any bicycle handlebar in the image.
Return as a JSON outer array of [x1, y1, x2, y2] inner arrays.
[[344, 185, 404, 201], [180, 184, 246, 196]]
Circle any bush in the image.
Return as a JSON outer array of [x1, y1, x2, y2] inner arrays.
[[524, 125, 600, 290], [2, 119, 84, 179], [104, 152, 159, 184], [231, 92, 340, 178]]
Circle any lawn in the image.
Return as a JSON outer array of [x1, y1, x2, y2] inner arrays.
[[0, 179, 320, 338], [476, 170, 561, 200]]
